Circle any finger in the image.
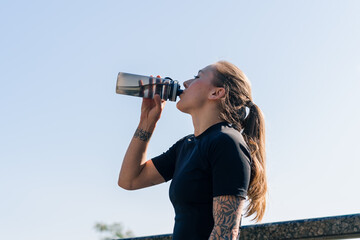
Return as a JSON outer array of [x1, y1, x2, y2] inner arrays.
[[154, 94, 162, 108], [155, 75, 162, 97], [160, 99, 166, 109], [148, 76, 154, 98], [138, 80, 144, 97], [162, 79, 170, 100], [142, 97, 151, 106]]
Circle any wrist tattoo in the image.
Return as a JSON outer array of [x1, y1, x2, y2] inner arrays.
[[134, 128, 152, 142]]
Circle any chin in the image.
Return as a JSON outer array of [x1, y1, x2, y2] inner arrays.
[[176, 100, 188, 114], [176, 101, 183, 111]]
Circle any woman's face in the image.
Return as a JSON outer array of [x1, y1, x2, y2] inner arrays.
[[176, 64, 217, 114]]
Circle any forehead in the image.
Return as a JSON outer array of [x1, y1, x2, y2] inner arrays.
[[199, 64, 215, 74]]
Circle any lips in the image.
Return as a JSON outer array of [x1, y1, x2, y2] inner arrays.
[[179, 90, 185, 98]]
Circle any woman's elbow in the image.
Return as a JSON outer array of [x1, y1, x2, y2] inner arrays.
[[118, 179, 134, 190]]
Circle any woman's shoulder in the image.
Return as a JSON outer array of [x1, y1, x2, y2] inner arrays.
[[171, 134, 195, 148], [179, 134, 195, 142], [204, 125, 250, 155], [206, 123, 243, 143]]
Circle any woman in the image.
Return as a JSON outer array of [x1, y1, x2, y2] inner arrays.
[[118, 61, 267, 240]]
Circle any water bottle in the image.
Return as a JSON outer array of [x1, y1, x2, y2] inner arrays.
[[116, 72, 183, 101]]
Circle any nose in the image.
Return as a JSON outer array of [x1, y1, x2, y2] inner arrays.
[[183, 79, 192, 88]]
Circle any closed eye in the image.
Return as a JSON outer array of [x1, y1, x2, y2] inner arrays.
[[194, 75, 200, 79]]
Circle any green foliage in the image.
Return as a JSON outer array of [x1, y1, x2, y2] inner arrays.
[[94, 222, 135, 240]]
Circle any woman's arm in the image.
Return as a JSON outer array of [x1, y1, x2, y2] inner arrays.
[[118, 94, 166, 190], [209, 195, 245, 240]]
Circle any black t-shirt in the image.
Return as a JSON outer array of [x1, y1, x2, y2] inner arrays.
[[152, 122, 252, 240]]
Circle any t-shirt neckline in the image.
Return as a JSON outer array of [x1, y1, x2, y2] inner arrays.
[[194, 121, 229, 139]]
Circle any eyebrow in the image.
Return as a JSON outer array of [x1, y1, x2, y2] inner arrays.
[[198, 70, 203, 74]]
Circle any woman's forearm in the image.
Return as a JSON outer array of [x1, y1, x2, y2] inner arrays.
[[118, 122, 155, 190], [208, 195, 244, 240], [118, 94, 166, 190]]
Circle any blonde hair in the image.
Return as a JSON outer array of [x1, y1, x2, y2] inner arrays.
[[212, 61, 267, 222]]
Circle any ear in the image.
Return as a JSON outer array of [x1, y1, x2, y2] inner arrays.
[[208, 87, 226, 100]]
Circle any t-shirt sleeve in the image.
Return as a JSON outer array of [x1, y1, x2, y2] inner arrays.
[[152, 139, 182, 182], [208, 134, 251, 198]]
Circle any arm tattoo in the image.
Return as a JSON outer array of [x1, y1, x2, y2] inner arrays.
[[133, 128, 152, 142], [209, 195, 244, 240]]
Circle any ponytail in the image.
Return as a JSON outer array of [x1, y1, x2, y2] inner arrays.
[[212, 61, 267, 222], [242, 103, 267, 222]]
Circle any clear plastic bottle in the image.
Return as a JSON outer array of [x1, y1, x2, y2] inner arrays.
[[116, 72, 183, 101]]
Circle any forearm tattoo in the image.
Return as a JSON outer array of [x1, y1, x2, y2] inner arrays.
[[209, 195, 243, 240], [134, 128, 152, 142]]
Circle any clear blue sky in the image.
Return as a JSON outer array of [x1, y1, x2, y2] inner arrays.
[[1, 0, 360, 239]]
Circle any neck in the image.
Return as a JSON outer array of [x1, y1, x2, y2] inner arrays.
[[190, 106, 224, 137]]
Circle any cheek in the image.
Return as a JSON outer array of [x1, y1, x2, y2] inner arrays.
[[176, 94, 205, 113], [176, 81, 212, 112], [188, 82, 210, 97]]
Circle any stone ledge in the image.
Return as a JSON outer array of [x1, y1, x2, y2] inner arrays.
[[240, 213, 360, 239], [119, 213, 360, 240], [120, 233, 172, 240]]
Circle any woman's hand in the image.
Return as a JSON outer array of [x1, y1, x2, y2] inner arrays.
[[139, 75, 166, 129], [140, 95, 166, 123]]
